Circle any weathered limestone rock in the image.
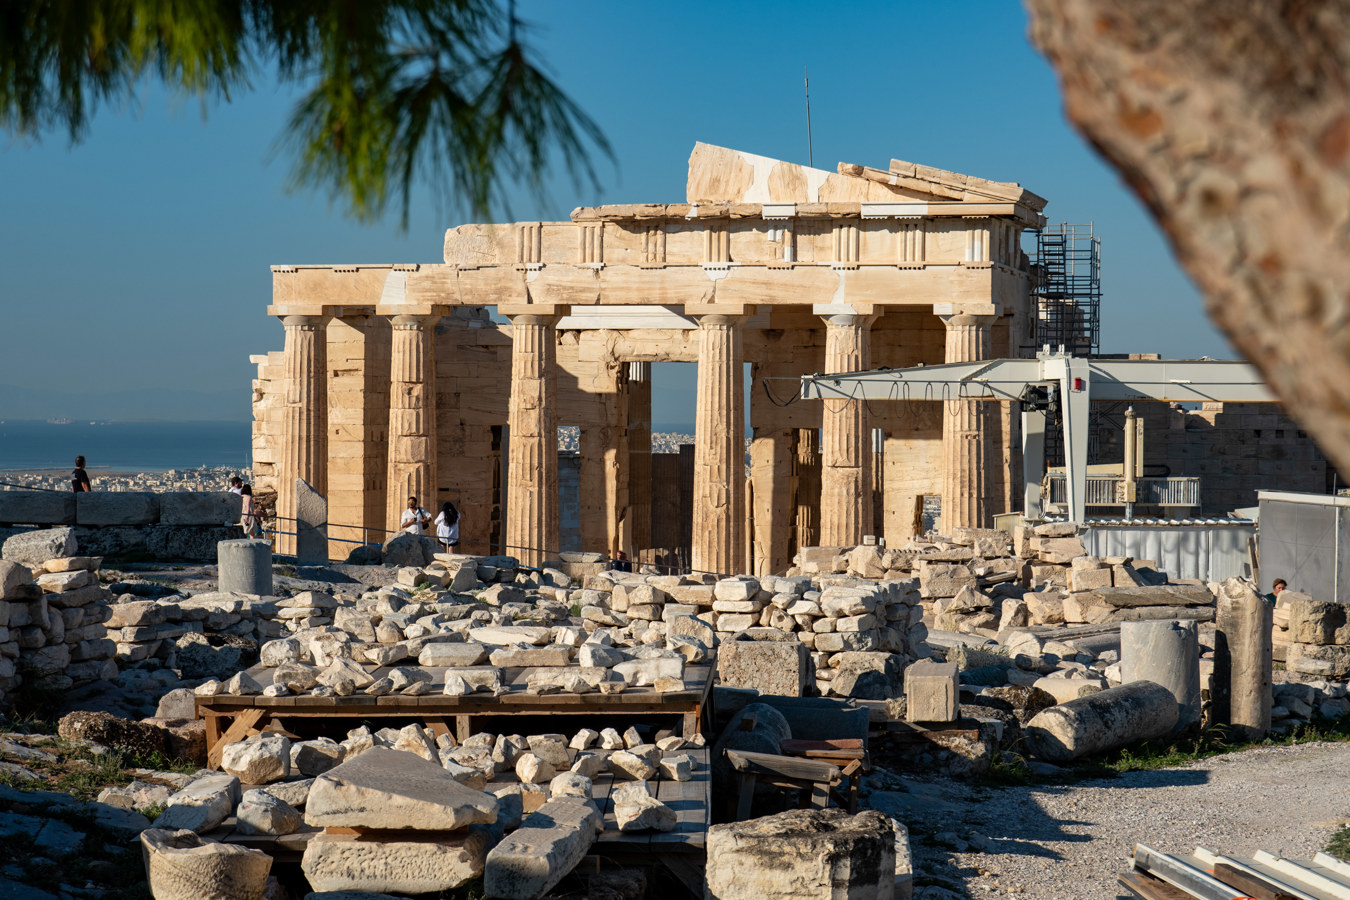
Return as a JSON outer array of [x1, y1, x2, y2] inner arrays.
[[305, 747, 498, 830], [516, 752, 557, 785], [612, 780, 676, 832], [420, 641, 488, 667], [1121, 619, 1201, 732], [832, 652, 904, 701], [717, 639, 809, 697], [302, 830, 488, 894], [1024, 680, 1179, 762], [154, 773, 241, 834], [220, 734, 292, 785], [548, 771, 593, 800], [141, 827, 271, 900], [483, 798, 602, 900], [2, 527, 77, 567], [235, 788, 302, 835], [904, 661, 958, 723], [705, 809, 895, 900]]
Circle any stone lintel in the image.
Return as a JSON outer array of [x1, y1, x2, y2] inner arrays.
[[812, 302, 876, 317], [497, 303, 572, 318], [684, 302, 755, 318], [933, 302, 1000, 319]]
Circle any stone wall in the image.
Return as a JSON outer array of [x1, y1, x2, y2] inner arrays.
[[0, 491, 242, 562], [0, 528, 119, 704]]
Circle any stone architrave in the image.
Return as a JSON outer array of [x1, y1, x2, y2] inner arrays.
[[294, 478, 328, 565], [939, 313, 994, 531], [277, 314, 327, 557], [386, 315, 437, 541], [818, 311, 877, 546], [692, 314, 745, 575], [506, 313, 561, 568]]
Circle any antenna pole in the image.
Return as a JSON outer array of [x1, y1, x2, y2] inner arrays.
[[804, 67, 813, 167]]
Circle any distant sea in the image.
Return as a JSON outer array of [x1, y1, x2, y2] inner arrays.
[[0, 420, 251, 473]]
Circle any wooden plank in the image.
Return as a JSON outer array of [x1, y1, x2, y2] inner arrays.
[[1119, 871, 1197, 900], [726, 749, 843, 782], [1213, 862, 1307, 900], [206, 708, 267, 768]]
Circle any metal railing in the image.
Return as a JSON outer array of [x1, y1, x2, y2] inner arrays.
[[1044, 474, 1201, 507]]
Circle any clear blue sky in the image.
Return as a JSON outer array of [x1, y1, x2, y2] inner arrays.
[[0, 1, 1233, 423]]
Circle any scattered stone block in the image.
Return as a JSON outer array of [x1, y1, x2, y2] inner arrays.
[[141, 827, 271, 900], [302, 830, 488, 894], [904, 660, 958, 723], [612, 780, 675, 832], [154, 773, 241, 834], [220, 733, 291, 785], [705, 809, 895, 900], [718, 639, 810, 697], [305, 747, 498, 830], [235, 788, 302, 835], [483, 798, 602, 900]]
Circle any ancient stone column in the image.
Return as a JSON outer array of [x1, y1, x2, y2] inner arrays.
[[506, 314, 560, 568], [692, 315, 745, 575], [385, 315, 437, 539], [1215, 577, 1273, 740], [1120, 619, 1201, 733], [819, 313, 876, 546], [278, 314, 327, 556], [795, 428, 821, 551], [626, 362, 652, 562], [940, 314, 995, 531]]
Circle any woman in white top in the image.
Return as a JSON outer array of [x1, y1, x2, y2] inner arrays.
[[435, 501, 460, 552]]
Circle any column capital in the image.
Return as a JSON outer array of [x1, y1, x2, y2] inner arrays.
[[812, 302, 876, 319], [389, 313, 438, 329], [280, 314, 328, 329], [819, 311, 879, 329], [938, 312, 998, 329], [692, 313, 746, 328], [506, 312, 563, 328]]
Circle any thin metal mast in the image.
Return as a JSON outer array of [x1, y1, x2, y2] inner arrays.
[[805, 67, 813, 167]]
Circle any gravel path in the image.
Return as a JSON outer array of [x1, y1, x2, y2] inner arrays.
[[867, 741, 1350, 899]]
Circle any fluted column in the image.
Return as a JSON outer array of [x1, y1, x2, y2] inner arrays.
[[385, 315, 437, 538], [795, 428, 821, 551], [940, 313, 995, 530], [278, 315, 327, 556], [626, 362, 652, 562], [819, 313, 876, 545], [692, 315, 745, 575], [506, 314, 559, 567]]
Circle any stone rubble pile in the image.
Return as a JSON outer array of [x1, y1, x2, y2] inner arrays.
[[797, 523, 1214, 639], [1277, 591, 1350, 682], [0, 527, 118, 701], [108, 592, 282, 675], [158, 724, 698, 896]]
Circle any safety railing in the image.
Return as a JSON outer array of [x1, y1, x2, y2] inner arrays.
[[1044, 474, 1201, 507]]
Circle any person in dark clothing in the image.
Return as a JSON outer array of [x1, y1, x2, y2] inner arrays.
[[72, 456, 91, 492]]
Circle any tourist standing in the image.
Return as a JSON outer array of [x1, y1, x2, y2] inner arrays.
[[72, 456, 91, 492], [239, 484, 261, 538], [228, 476, 243, 495], [435, 501, 460, 551], [400, 496, 432, 535]]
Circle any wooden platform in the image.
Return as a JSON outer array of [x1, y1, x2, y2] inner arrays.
[[197, 664, 714, 766]]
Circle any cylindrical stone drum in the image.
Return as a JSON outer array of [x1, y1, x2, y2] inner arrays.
[[218, 539, 273, 596], [1121, 618, 1201, 732], [1024, 680, 1179, 762]]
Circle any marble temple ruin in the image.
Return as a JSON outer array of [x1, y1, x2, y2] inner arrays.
[[251, 143, 1047, 572]]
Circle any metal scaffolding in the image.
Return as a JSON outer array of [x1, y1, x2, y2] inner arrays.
[[1029, 223, 1101, 358]]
